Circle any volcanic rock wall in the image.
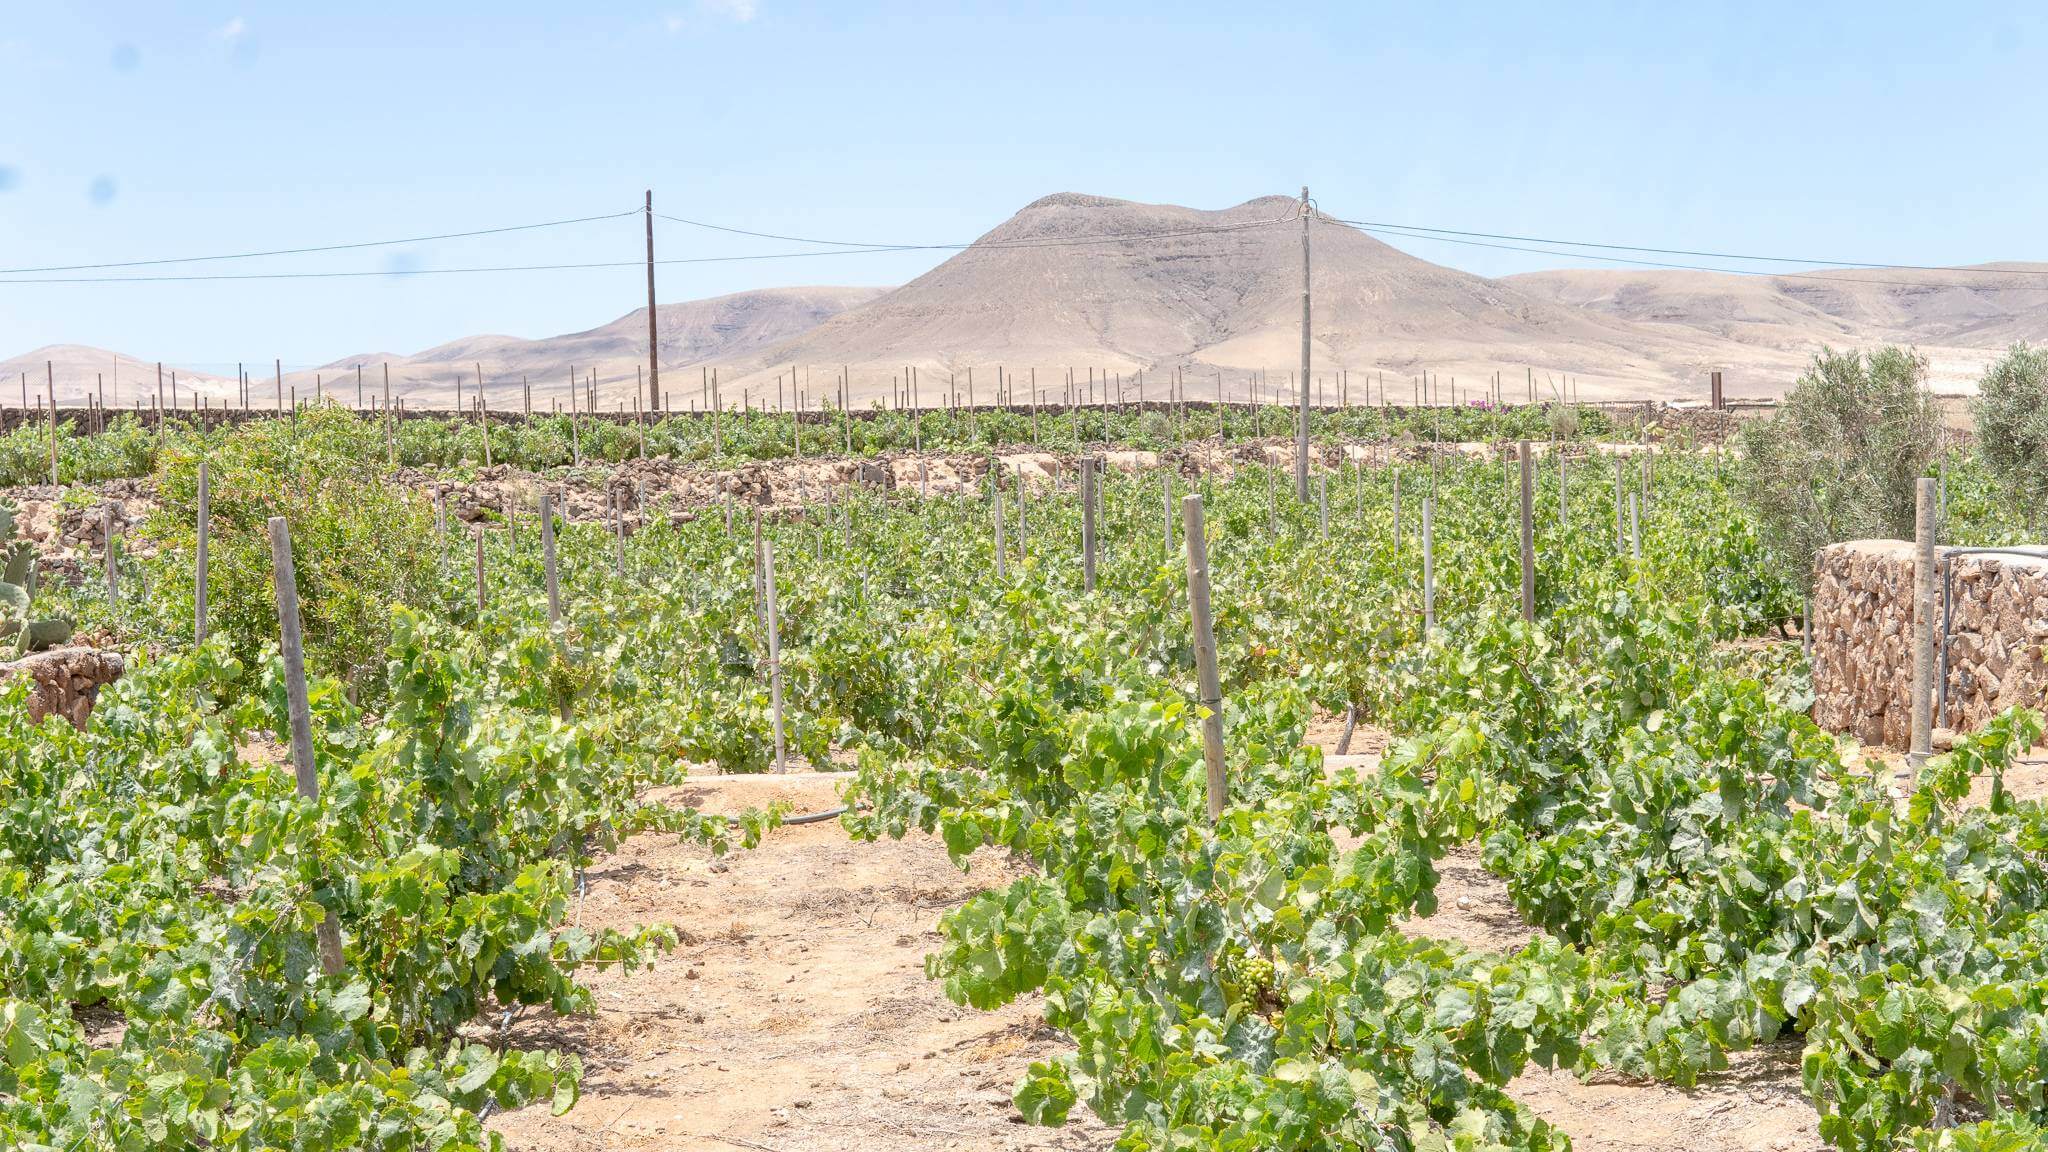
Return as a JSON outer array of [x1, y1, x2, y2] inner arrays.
[[0, 647, 125, 729], [1811, 541, 2048, 748]]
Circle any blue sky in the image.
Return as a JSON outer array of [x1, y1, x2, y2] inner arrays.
[[2, 1, 2042, 369]]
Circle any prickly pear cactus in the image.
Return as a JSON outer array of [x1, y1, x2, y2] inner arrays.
[[0, 501, 71, 657]]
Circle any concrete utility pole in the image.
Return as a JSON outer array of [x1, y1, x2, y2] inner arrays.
[[1296, 185, 1312, 502], [645, 190, 660, 412]]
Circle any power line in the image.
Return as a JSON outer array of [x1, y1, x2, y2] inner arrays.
[[653, 209, 1296, 253], [0, 212, 1299, 285], [1330, 218, 2048, 291], [1323, 213, 2048, 280], [0, 208, 643, 276]]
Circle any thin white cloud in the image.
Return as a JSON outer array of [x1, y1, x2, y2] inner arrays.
[[213, 17, 246, 43], [665, 13, 688, 32], [701, 0, 756, 23]]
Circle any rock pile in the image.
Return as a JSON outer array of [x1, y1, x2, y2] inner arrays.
[[1810, 540, 2048, 749], [0, 647, 125, 729]]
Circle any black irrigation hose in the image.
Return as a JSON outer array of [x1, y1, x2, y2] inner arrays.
[[783, 805, 850, 826]]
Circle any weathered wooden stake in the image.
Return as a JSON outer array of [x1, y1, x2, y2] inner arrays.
[[266, 516, 347, 977], [103, 503, 118, 607], [1613, 456, 1626, 552], [762, 536, 788, 773], [540, 491, 561, 624], [1182, 494, 1227, 822], [1422, 495, 1436, 634], [1910, 477, 1937, 771], [1081, 457, 1098, 592], [1161, 471, 1174, 557], [1518, 440, 1535, 622], [993, 478, 1007, 579], [474, 527, 487, 615], [195, 462, 210, 642]]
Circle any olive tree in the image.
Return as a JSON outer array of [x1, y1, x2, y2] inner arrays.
[[1736, 345, 1940, 590], [1972, 343, 2048, 532]]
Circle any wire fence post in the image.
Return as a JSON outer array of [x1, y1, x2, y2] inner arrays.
[[195, 461, 210, 643], [266, 516, 347, 978], [1181, 494, 1227, 822]]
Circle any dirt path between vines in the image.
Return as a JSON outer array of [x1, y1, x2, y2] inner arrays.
[[493, 729, 1823, 1152], [487, 772, 1112, 1152]]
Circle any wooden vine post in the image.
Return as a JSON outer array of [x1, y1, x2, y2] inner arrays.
[[1422, 495, 1436, 635], [1181, 494, 1228, 822], [993, 476, 1007, 580], [1518, 440, 1536, 622], [1910, 477, 1937, 771], [540, 491, 561, 625], [474, 527, 487, 615], [1613, 455, 1627, 552], [195, 462, 211, 643], [266, 517, 347, 977], [1081, 457, 1098, 593], [102, 503, 118, 608], [761, 535, 788, 773]]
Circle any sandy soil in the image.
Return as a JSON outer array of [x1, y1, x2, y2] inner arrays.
[[488, 720, 1831, 1152], [486, 773, 1113, 1152]]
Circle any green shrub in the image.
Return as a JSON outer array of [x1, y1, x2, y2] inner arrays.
[[1971, 343, 2048, 533], [1735, 346, 1939, 590], [142, 408, 438, 698]]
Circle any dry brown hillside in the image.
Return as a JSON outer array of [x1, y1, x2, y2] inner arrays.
[[730, 193, 1744, 403]]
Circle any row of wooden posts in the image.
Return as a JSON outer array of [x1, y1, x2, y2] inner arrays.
[[173, 432, 1656, 990]]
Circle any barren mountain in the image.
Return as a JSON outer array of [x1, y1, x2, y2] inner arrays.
[[1504, 264, 2048, 389], [730, 194, 1792, 403], [0, 345, 234, 407], [292, 286, 886, 406], [14, 197, 2040, 409]]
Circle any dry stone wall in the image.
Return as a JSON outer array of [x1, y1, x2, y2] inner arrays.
[[1811, 540, 2048, 748], [0, 647, 125, 730]]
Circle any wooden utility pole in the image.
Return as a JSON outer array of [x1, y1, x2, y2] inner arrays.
[[266, 516, 348, 977], [645, 190, 660, 412], [1181, 494, 1227, 821], [1296, 184, 1313, 501]]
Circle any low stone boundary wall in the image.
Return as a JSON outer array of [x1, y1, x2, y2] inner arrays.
[[1811, 541, 2048, 748], [0, 648, 125, 729]]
